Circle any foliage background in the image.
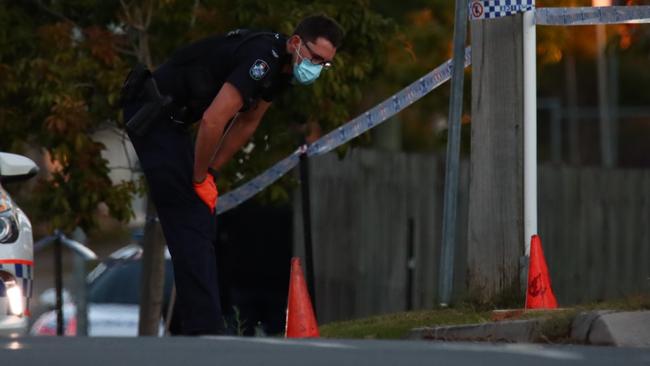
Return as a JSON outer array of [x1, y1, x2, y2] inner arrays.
[[1, 0, 649, 233]]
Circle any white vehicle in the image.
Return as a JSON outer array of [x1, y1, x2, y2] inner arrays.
[[0, 152, 38, 336], [31, 244, 173, 336]]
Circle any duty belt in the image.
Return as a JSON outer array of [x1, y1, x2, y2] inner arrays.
[[119, 63, 174, 136]]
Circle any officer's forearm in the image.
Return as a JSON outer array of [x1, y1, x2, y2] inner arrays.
[[210, 117, 260, 171], [194, 117, 230, 182], [194, 82, 243, 182]]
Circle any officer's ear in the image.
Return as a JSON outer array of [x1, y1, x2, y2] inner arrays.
[[287, 35, 301, 52]]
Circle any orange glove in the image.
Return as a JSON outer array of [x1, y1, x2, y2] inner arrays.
[[193, 174, 218, 213]]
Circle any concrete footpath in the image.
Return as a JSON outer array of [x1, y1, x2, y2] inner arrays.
[[408, 310, 650, 348]]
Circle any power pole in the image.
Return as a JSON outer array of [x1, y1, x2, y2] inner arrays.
[[467, 15, 525, 302]]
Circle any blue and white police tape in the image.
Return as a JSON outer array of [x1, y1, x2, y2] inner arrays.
[[536, 6, 650, 26], [469, 0, 535, 21], [215, 47, 472, 215], [468, 0, 650, 25], [307, 47, 472, 157], [216, 148, 304, 214]]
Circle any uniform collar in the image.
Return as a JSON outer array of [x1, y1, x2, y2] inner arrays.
[[273, 33, 292, 73]]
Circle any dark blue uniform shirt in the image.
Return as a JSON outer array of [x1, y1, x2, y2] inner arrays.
[[153, 30, 292, 122]]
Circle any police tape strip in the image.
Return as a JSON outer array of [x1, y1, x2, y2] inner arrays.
[[307, 48, 472, 157], [216, 148, 304, 214], [216, 4, 650, 215], [536, 6, 650, 26], [215, 47, 472, 214], [469, 0, 650, 25]]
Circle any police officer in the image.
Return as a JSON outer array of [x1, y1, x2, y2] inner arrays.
[[122, 15, 343, 335]]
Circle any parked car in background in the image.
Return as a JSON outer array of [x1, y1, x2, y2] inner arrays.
[[31, 244, 174, 336], [0, 152, 38, 336]]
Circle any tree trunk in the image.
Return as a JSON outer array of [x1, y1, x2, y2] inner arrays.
[[138, 196, 167, 336], [120, 1, 169, 336]]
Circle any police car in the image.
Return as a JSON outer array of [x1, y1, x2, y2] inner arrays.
[[0, 152, 38, 336]]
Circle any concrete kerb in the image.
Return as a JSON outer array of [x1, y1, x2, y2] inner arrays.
[[409, 310, 650, 347], [408, 319, 544, 343], [572, 311, 650, 348], [570, 310, 618, 344]]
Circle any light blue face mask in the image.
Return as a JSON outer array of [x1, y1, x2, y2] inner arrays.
[[293, 43, 323, 85]]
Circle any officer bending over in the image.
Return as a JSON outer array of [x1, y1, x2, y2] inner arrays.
[[121, 15, 344, 335]]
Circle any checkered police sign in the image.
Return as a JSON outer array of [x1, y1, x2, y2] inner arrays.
[[470, 0, 535, 20]]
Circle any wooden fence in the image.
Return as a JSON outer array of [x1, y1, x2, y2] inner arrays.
[[539, 166, 650, 305], [293, 149, 650, 323]]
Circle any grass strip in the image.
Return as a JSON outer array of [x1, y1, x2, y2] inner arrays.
[[320, 294, 650, 341]]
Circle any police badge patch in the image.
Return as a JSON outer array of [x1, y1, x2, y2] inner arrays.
[[249, 59, 270, 80]]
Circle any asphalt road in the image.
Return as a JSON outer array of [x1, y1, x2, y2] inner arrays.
[[1, 337, 649, 366]]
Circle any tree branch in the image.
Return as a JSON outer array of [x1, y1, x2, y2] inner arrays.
[[72, 82, 95, 90], [144, 0, 154, 29], [190, 0, 200, 28], [33, 0, 78, 26], [119, 0, 155, 68], [114, 45, 138, 57]]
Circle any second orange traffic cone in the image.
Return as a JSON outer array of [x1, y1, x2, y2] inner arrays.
[[525, 235, 558, 309], [285, 257, 319, 338]]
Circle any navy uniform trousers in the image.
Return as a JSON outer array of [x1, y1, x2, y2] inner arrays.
[[124, 103, 223, 335]]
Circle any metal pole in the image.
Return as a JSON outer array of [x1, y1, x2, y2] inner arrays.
[[71, 228, 88, 336], [298, 152, 316, 314], [54, 232, 64, 336], [73, 255, 88, 336], [523, 7, 538, 257], [438, 0, 468, 306]]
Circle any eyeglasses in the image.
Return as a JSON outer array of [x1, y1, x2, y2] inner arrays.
[[300, 39, 333, 69]]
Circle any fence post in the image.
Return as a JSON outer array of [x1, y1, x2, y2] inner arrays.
[[299, 150, 317, 315], [406, 218, 415, 311]]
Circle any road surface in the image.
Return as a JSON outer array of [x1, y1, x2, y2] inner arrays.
[[1, 337, 648, 365]]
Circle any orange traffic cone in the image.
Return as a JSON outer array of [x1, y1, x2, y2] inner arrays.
[[285, 257, 319, 338], [525, 235, 558, 309]]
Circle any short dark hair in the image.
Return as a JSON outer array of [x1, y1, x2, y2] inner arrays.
[[293, 15, 344, 49]]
